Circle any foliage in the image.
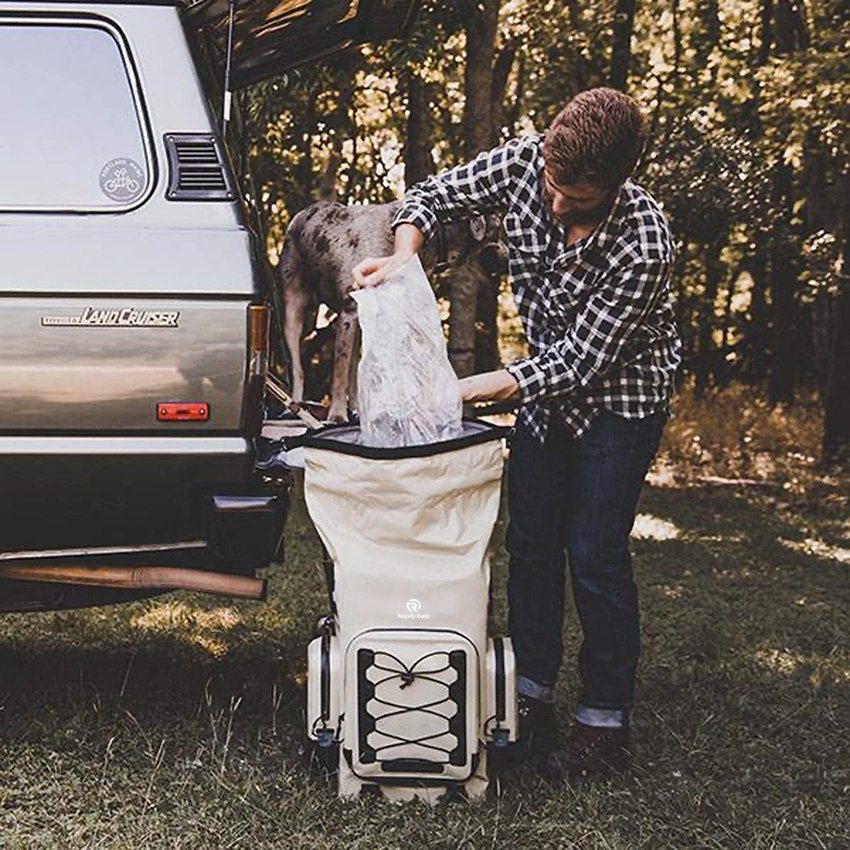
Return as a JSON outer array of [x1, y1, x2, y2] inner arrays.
[[230, 0, 850, 452]]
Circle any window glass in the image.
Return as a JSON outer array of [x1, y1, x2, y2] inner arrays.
[[0, 23, 150, 210]]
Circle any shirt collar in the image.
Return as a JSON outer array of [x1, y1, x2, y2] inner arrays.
[[590, 179, 630, 249]]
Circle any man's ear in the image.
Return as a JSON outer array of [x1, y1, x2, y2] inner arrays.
[[468, 215, 487, 243]]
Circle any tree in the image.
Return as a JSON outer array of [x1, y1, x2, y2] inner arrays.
[[610, 0, 637, 91]]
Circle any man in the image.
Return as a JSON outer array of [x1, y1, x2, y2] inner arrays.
[[352, 87, 681, 783]]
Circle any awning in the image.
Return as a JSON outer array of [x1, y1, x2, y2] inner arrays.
[[177, 0, 419, 89]]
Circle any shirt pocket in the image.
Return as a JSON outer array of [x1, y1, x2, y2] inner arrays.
[[535, 284, 575, 338], [546, 251, 611, 319], [503, 211, 547, 256], [545, 272, 590, 323]]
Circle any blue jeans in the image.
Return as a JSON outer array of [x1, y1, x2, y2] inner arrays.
[[505, 406, 667, 728]]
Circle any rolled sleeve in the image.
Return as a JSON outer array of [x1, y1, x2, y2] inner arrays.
[[504, 357, 548, 406], [390, 136, 529, 240], [506, 256, 671, 405], [389, 200, 440, 240]]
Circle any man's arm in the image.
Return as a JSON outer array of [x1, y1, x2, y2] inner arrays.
[[502, 255, 671, 404], [388, 136, 527, 240], [353, 137, 528, 288]]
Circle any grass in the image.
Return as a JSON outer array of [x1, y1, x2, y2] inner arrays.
[[0, 397, 848, 849]]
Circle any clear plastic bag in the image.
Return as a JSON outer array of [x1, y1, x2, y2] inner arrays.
[[349, 254, 463, 448]]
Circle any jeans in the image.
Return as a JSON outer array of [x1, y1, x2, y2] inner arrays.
[[505, 406, 668, 728]]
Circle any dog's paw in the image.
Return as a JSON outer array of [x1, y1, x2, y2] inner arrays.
[[327, 407, 349, 425]]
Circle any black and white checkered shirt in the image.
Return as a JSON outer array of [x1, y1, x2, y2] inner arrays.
[[389, 132, 682, 445]]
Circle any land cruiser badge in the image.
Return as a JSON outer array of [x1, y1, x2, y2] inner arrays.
[[41, 307, 180, 328], [99, 158, 145, 202]]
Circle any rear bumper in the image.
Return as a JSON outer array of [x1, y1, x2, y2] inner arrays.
[[0, 435, 291, 570]]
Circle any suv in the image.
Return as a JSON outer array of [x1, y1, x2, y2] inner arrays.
[[0, 0, 417, 611]]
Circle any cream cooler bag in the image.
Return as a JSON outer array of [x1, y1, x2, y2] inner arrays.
[[297, 418, 517, 804]]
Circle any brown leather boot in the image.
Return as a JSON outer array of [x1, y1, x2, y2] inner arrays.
[[536, 720, 632, 785]]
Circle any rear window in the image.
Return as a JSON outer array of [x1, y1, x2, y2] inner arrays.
[[0, 20, 152, 211]]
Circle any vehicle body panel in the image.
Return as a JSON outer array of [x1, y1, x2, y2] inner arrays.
[[0, 296, 248, 431], [0, 435, 251, 549], [0, 2, 273, 585], [0, 0, 419, 609]]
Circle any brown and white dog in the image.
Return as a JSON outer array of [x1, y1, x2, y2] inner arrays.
[[277, 200, 504, 423]]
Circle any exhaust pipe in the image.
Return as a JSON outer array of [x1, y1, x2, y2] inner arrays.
[[0, 565, 267, 600]]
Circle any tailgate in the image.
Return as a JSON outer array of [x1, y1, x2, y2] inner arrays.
[[0, 225, 258, 434], [0, 296, 248, 432]]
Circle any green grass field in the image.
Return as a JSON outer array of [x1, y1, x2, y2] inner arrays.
[[1, 473, 847, 849]]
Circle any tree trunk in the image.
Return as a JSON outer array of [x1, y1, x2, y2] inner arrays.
[[318, 67, 353, 202], [766, 0, 809, 405], [822, 281, 850, 464], [721, 262, 741, 349], [767, 162, 798, 405], [744, 237, 770, 382], [453, 0, 501, 379], [448, 264, 482, 379], [473, 33, 516, 374], [404, 70, 436, 186], [475, 275, 502, 373], [695, 237, 724, 395], [804, 128, 831, 396], [507, 51, 527, 136], [566, 0, 591, 89], [490, 41, 517, 141], [821, 172, 850, 464], [296, 88, 319, 206], [610, 0, 637, 91], [773, 0, 810, 53], [462, 0, 500, 159]]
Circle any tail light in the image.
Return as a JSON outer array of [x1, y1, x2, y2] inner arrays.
[[158, 402, 210, 421], [243, 305, 270, 438], [248, 305, 270, 378]]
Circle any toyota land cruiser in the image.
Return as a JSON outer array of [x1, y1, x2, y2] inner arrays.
[[0, 0, 417, 611]]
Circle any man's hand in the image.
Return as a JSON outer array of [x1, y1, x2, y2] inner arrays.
[[351, 250, 414, 289], [458, 369, 521, 403], [351, 223, 424, 289]]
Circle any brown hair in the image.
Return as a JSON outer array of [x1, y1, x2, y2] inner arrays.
[[543, 88, 648, 188]]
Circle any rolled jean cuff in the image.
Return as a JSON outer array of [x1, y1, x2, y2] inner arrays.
[[517, 674, 556, 704], [576, 705, 629, 729]]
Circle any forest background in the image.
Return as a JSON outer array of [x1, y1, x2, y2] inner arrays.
[[225, 0, 850, 500]]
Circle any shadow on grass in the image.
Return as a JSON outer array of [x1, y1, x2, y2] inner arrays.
[[0, 484, 845, 848]]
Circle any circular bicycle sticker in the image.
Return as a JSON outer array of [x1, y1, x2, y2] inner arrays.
[[99, 157, 146, 203]]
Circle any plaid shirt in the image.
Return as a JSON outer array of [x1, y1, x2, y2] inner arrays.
[[389, 132, 682, 445]]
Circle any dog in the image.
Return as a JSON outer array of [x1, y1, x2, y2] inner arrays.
[[277, 200, 504, 423]]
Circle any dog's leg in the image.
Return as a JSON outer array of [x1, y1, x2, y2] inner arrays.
[[347, 319, 361, 416], [279, 245, 311, 403], [328, 309, 358, 423]]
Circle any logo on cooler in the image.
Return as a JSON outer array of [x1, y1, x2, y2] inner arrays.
[[398, 598, 430, 620]]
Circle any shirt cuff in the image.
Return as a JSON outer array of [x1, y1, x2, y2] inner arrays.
[[389, 201, 438, 241], [504, 357, 548, 406]]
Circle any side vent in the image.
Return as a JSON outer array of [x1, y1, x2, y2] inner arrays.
[[164, 133, 235, 201]]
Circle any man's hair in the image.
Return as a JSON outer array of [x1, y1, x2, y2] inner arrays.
[[543, 88, 648, 188]]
